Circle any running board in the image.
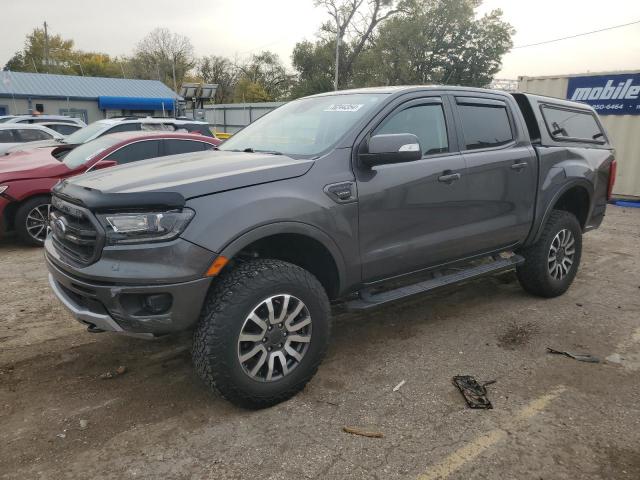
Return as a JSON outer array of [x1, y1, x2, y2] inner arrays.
[[346, 255, 525, 311]]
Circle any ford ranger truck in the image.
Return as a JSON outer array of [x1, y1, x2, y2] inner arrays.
[[45, 86, 616, 408]]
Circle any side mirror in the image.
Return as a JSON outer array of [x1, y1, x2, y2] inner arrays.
[[359, 133, 422, 168]]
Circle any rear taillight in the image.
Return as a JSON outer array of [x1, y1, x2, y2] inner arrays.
[[607, 159, 617, 201]]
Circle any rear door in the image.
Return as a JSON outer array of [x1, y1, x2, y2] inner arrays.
[[452, 95, 536, 251]]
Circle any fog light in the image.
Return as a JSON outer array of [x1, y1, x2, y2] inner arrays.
[[143, 293, 172, 314]]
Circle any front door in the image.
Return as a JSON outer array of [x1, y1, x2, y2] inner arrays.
[[355, 97, 469, 282]]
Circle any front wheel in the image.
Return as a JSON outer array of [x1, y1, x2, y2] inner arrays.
[[15, 196, 51, 246], [517, 210, 582, 298], [192, 259, 331, 409]]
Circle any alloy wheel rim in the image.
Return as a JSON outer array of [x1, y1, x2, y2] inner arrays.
[[237, 294, 312, 382], [25, 203, 51, 242], [548, 228, 575, 280]]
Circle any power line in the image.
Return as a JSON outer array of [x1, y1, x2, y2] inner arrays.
[[513, 19, 640, 49]]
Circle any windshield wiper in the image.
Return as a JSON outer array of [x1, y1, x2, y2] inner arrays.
[[229, 147, 283, 155]]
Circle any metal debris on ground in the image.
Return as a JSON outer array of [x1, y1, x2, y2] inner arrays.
[[546, 347, 600, 363], [100, 365, 128, 380], [343, 426, 384, 438], [453, 375, 496, 409], [393, 380, 406, 392]]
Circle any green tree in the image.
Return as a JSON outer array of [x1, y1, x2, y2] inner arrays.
[[371, 0, 514, 86], [4, 27, 75, 73], [234, 51, 293, 102]]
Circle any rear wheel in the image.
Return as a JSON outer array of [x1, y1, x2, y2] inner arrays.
[[15, 196, 51, 246], [517, 210, 582, 297], [192, 258, 331, 409]]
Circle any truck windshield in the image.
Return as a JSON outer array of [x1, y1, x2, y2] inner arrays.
[[219, 94, 387, 156]]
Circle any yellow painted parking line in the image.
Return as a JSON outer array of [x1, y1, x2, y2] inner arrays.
[[417, 385, 567, 480]]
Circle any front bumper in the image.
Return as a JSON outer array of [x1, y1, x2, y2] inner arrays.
[[46, 249, 213, 336]]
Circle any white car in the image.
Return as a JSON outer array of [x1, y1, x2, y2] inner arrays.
[[0, 124, 64, 155], [0, 115, 86, 127]]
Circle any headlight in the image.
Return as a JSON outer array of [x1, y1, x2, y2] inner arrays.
[[0, 185, 8, 195], [97, 209, 195, 245]]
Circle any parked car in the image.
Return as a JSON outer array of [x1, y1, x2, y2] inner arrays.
[[0, 124, 65, 155], [45, 86, 615, 409], [3, 117, 215, 155], [0, 114, 86, 127], [0, 131, 220, 245]]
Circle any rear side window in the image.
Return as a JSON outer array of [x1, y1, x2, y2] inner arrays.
[[458, 103, 513, 150], [16, 129, 51, 141], [0, 130, 15, 142], [182, 124, 213, 137], [105, 140, 161, 164], [541, 106, 605, 143], [164, 139, 209, 155], [375, 104, 449, 156], [104, 123, 141, 135], [47, 124, 80, 135]]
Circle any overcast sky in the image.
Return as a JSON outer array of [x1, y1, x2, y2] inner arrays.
[[2, 0, 639, 79]]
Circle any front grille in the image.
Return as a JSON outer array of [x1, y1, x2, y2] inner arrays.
[[50, 196, 103, 265]]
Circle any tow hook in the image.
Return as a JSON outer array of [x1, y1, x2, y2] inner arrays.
[[86, 324, 105, 333]]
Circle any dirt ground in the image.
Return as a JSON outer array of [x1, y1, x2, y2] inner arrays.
[[1, 205, 639, 480]]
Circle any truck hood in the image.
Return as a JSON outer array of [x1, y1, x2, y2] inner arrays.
[[0, 148, 70, 183], [63, 150, 315, 199]]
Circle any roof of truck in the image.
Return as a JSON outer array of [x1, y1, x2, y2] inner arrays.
[[308, 85, 515, 98]]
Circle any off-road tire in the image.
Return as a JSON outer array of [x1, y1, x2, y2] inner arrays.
[[192, 258, 331, 409], [15, 196, 51, 247], [517, 210, 582, 298]]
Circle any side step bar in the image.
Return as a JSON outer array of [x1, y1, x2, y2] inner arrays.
[[346, 255, 525, 311]]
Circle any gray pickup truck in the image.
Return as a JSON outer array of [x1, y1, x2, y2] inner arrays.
[[45, 86, 616, 408]]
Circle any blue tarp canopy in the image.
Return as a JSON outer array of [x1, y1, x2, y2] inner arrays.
[[98, 96, 175, 111]]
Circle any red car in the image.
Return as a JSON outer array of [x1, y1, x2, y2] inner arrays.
[[0, 132, 221, 245]]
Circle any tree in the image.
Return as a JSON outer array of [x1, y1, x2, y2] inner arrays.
[[195, 56, 238, 103], [234, 51, 293, 102], [130, 28, 195, 91], [291, 40, 336, 98], [370, 0, 514, 86], [3, 27, 75, 73], [313, 0, 403, 89]]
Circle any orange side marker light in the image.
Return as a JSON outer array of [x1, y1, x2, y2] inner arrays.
[[205, 255, 229, 277]]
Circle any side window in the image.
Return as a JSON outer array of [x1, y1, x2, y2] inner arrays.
[[541, 106, 604, 142], [164, 139, 207, 155], [457, 103, 513, 150], [375, 103, 449, 156], [142, 123, 175, 132], [16, 129, 51, 141], [104, 123, 141, 135], [105, 140, 161, 164], [0, 130, 15, 142], [48, 124, 80, 135]]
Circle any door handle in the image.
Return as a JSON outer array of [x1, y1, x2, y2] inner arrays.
[[438, 172, 461, 183], [511, 161, 528, 171]]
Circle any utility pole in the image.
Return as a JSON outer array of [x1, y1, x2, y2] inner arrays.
[[171, 56, 178, 93], [334, 29, 340, 91], [43, 21, 49, 73]]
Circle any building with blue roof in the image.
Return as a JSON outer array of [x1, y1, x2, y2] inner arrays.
[[0, 71, 181, 123]]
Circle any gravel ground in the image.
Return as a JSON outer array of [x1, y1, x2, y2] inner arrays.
[[1, 205, 639, 480]]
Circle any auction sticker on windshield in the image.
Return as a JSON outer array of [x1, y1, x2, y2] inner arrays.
[[324, 104, 364, 112]]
